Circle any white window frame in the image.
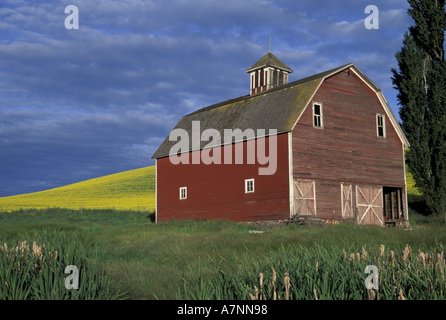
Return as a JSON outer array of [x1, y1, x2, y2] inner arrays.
[[312, 102, 323, 128], [245, 179, 255, 193], [376, 113, 386, 138], [179, 187, 187, 200]]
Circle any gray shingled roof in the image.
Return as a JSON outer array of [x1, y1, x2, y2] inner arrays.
[[246, 52, 293, 73], [151, 63, 408, 159]]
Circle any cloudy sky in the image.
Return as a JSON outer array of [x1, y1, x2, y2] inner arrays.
[[0, 0, 413, 197]]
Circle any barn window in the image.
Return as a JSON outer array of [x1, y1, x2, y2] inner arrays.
[[245, 179, 255, 193], [313, 103, 323, 128], [179, 187, 187, 199], [273, 69, 277, 86], [376, 114, 385, 138]]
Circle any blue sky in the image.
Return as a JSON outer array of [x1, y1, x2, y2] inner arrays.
[[0, 0, 413, 197]]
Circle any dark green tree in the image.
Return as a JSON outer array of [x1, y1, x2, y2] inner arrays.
[[391, 0, 446, 218]]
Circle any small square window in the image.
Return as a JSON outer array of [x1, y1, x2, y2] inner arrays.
[[313, 103, 323, 128], [179, 187, 187, 199], [377, 114, 385, 138], [245, 179, 254, 193]]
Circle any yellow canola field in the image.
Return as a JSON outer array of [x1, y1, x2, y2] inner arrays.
[[0, 164, 421, 213], [0, 166, 156, 212]]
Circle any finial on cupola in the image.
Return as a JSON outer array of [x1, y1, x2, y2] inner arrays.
[[269, 33, 271, 53]]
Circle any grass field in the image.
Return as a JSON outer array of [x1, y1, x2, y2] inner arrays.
[[0, 166, 155, 212], [0, 208, 444, 300]]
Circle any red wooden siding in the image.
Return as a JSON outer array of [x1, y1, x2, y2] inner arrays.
[[156, 133, 290, 222], [292, 68, 406, 220]]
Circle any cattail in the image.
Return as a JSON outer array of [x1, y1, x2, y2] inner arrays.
[[272, 268, 277, 300], [380, 244, 385, 257], [362, 246, 368, 257], [402, 245, 410, 262], [438, 253, 444, 281], [284, 273, 290, 300], [36, 246, 41, 258], [398, 289, 406, 300], [418, 250, 426, 268], [259, 273, 264, 300], [391, 250, 395, 267], [253, 286, 259, 300], [343, 248, 347, 258]]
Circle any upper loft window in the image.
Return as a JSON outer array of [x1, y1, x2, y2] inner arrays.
[[313, 103, 323, 128], [376, 114, 386, 138]]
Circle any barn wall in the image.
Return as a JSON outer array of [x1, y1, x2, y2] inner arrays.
[[156, 133, 290, 222], [292, 68, 406, 220]]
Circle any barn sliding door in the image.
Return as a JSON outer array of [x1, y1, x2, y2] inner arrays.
[[294, 179, 316, 217], [341, 183, 353, 219], [356, 185, 384, 225]]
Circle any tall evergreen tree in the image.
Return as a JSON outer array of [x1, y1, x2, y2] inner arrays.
[[392, 0, 446, 218]]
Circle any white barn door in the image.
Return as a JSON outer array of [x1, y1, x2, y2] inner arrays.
[[341, 183, 353, 219], [294, 179, 316, 217], [356, 185, 384, 225]]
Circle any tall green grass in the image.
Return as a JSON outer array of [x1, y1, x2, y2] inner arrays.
[[1, 208, 445, 300], [178, 243, 446, 300], [0, 229, 125, 300]]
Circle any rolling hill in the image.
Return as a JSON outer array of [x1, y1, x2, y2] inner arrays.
[[0, 166, 156, 212], [0, 164, 421, 213]]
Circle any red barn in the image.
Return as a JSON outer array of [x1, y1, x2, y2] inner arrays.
[[152, 52, 410, 226]]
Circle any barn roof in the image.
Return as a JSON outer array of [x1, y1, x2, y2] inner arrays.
[[246, 52, 293, 73], [152, 63, 409, 159]]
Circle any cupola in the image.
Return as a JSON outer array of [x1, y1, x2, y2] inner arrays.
[[246, 51, 293, 95]]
